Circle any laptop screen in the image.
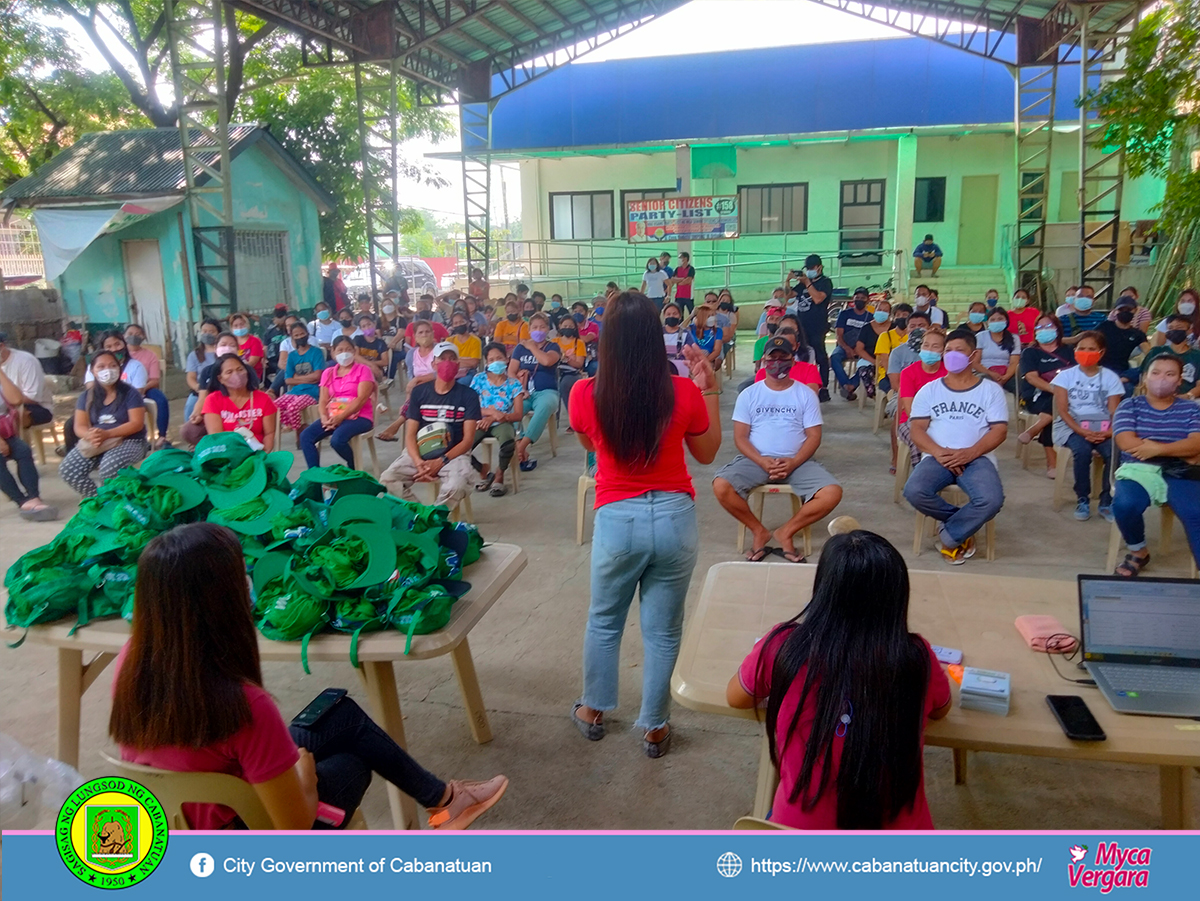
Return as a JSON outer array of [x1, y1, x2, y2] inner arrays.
[[1079, 576, 1200, 665]]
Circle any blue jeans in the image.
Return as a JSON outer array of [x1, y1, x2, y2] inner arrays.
[[1064, 432, 1112, 505], [0, 436, 39, 505], [523, 387, 559, 443], [184, 393, 198, 421], [144, 387, 170, 437], [903, 455, 1005, 546], [582, 491, 700, 731], [1112, 477, 1200, 563], [300, 416, 374, 469], [830, 345, 859, 388]]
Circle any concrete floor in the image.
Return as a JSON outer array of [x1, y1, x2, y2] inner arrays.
[[2, 354, 1196, 831]]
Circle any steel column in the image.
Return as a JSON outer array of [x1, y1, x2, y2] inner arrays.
[[355, 59, 402, 302], [1015, 62, 1057, 302], [460, 102, 493, 278], [165, 0, 237, 318], [1076, 3, 1127, 308]]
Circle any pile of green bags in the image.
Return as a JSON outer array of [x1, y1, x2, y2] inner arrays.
[[4, 433, 483, 667]]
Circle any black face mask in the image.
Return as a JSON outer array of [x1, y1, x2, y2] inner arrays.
[[766, 323, 779, 334], [1166, 328, 1188, 345], [893, 317, 909, 331], [416, 311, 432, 321], [452, 325, 468, 335], [719, 303, 733, 311], [559, 328, 577, 338], [293, 334, 308, 347], [1116, 309, 1135, 324], [664, 316, 682, 328], [853, 299, 867, 311], [507, 313, 519, 322], [339, 319, 352, 327]]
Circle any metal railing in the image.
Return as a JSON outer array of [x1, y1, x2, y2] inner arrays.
[[456, 228, 904, 302], [0, 220, 44, 283]]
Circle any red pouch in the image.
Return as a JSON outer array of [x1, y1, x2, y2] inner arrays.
[[1015, 615, 1077, 653]]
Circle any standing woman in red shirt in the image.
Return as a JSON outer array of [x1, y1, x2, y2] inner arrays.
[[568, 292, 722, 758], [1007, 288, 1040, 346]]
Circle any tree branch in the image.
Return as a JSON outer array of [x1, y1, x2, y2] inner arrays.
[[20, 80, 66, 128]]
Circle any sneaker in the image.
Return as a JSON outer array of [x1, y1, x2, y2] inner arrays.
[[1099, 504, 1114, 523], [846, 389, 858, 402], [938, 543, 967, 565], [818, 388, 831, 403], [427, 775, 509, 830], [1074, 499, 1091, 521]]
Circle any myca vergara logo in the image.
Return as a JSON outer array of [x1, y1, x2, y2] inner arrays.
[[1068, 842, 1151, 892], [56, 777, 168, 889]]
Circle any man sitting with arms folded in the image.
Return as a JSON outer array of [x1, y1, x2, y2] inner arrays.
[[903, 328, 1008, 565], [713, 337, 843, 563], [380, 343, 479, 508]]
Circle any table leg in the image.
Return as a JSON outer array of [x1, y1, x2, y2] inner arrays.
[[752, 733, 779, 819], [1159, 765, 1194, 829], [360, 661, 420, 830], [449, 638, 493, 744], [57, 648, 83, 769], [953, 748, 968, 785]]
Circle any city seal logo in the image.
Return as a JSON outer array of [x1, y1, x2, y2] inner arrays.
[[56, 777, 168, 889]]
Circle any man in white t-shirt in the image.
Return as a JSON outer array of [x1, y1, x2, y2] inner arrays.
[[713, 337, 843, 563], [0, 332, 54, 425], [904, 328, 1008, 564]]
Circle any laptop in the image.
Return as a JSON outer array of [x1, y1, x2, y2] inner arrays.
[[1077, 574, 1200, 717]]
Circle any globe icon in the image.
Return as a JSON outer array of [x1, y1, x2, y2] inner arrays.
[[716, 851, 743, 878]]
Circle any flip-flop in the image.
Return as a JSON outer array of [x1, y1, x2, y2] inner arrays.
[[744, 545, 772, 562], [475, 472, 496, 492], [375, 433, 399, 442], [19, 505, 59, 522], [489, 483, 508, 498], [519, 460, 538, 472], [1115, 553, 1150, 578], [772, 548, 807, 564]]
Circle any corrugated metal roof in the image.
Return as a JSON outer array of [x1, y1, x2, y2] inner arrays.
[[1, 125, 260, 204]]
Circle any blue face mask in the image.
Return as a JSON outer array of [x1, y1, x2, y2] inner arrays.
[[986, 296, 999, 306], [873, 311, 889, 323], [968, 312, 986, 324], [1035, 327, 1058, 344], [987, 320, 1007, 333], [486, 360, 507, 375], [317, 310, 331, 321], [551, 300, 562, 309], [1074, 297, 1094, 311], [573, 312, 585, 323], [593, 307, 604, 317], [232, 327, 249, 337], [919, 349, 943, 366]]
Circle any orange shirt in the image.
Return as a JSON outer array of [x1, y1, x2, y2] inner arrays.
[[493, 319, 530, 348]]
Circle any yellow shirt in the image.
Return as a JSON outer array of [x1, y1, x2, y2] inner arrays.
[[873, 328, 909, 384], [449, 333, 482, 361], [493, 319, 530, 348], [555, 336, 586, 367]]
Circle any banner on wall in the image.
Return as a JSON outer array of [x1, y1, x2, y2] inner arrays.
[[626, 195, 739, 243]]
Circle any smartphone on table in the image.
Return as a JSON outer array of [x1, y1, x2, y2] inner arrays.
[[1046, 694, 1106, 741]]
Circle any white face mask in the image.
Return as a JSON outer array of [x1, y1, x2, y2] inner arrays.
[[217, 344, 238, 357], [383, 304, 396, 314], [1012, 296, 1027, 308], [915, 295, 929, 306], [805, 268, 819, 278], [335, 352, 354, 366], [706, 317, 717, 327], [648, 264, 658, 271], [96, 368, 120, 385], [1179, 302, 1197, 316]]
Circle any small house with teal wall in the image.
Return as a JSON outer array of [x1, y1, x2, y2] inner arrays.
[[0, 125, 332, 365]]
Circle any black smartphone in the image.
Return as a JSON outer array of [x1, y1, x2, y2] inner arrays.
[[1046, 694, 1106, 741], [291, 688, 347, 729]]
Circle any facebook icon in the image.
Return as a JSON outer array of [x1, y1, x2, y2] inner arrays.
[[190, 852, 215, 878]]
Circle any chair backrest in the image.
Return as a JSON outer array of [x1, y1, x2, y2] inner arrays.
[[100, 751, 274, 829], [733, 815, 792, 830]]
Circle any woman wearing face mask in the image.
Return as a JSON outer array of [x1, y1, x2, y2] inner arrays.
[[84, 331, 149, 391], [275, 321, 327, 442], [228, 313, 264, 379], [752, 317, 821, 393], [689, 304, 724, 370], [311, 302, 340, 348], [123, 323, 171, 448], [1007, 290, 1040, 346], [509, 312, 562, 470], [1106, 286, 1152, 331], [381, 300, 409, 386], [353, 314, 391, 382], [1142, 314, 1200, 397], [464, 296, 490, 338], [376, 320, 438, 442], [60, 351, 149, 496], [984, 289, 1001, 309], [1049, 330, 1124, 522], [181, 333, 243, 447], [641, 257, 669, 310], [299, 336, 375, 468], [446, 312, 482, 383], [185, 318, 223, 419], [1055, 286, 1080, 319], [334, 309, 361, 343], [572, 301, 599, 376], [202, 355, 277, 452], [962, 301, 989, 335], [1018, 314, 1074, 476], [854, 298, 892, 399], [894, 329, 947, 475], [1110, 355, 1200, 577], [870, 302, 912, 392], [973, 307, 1019, 392], [469, 343, 526, 497], [1152, 289, 1200, 348], [493, 299, 530, 352], [662, 302, 699, 378], [554, 314, 588, 415]]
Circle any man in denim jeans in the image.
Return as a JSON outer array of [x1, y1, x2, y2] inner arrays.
[[903, 329, 1008, 565]]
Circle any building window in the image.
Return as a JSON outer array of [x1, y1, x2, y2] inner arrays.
[[234, 230, 291, 308], [913, 177, 945, 222], [738, 183, 808, 233], [839, 179, 886, 267], [620, 188, 677, 236], [550, 191, 614, 240]]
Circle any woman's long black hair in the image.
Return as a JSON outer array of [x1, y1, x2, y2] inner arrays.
[[594, 291, 675, 466], [757, 530, 931, 828], [778, 314, 813, 362], [87, 350, 134, 424]]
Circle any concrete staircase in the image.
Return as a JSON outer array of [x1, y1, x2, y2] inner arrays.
[[907, 266, 1008, 319]]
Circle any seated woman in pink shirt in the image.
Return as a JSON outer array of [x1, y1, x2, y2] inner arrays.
[[299, 335, 375, 470], [110, 522, 508, 830], [726, 530, 950, 829]]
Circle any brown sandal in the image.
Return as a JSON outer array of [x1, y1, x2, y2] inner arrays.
[[1115, 553, 1150, 577]]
